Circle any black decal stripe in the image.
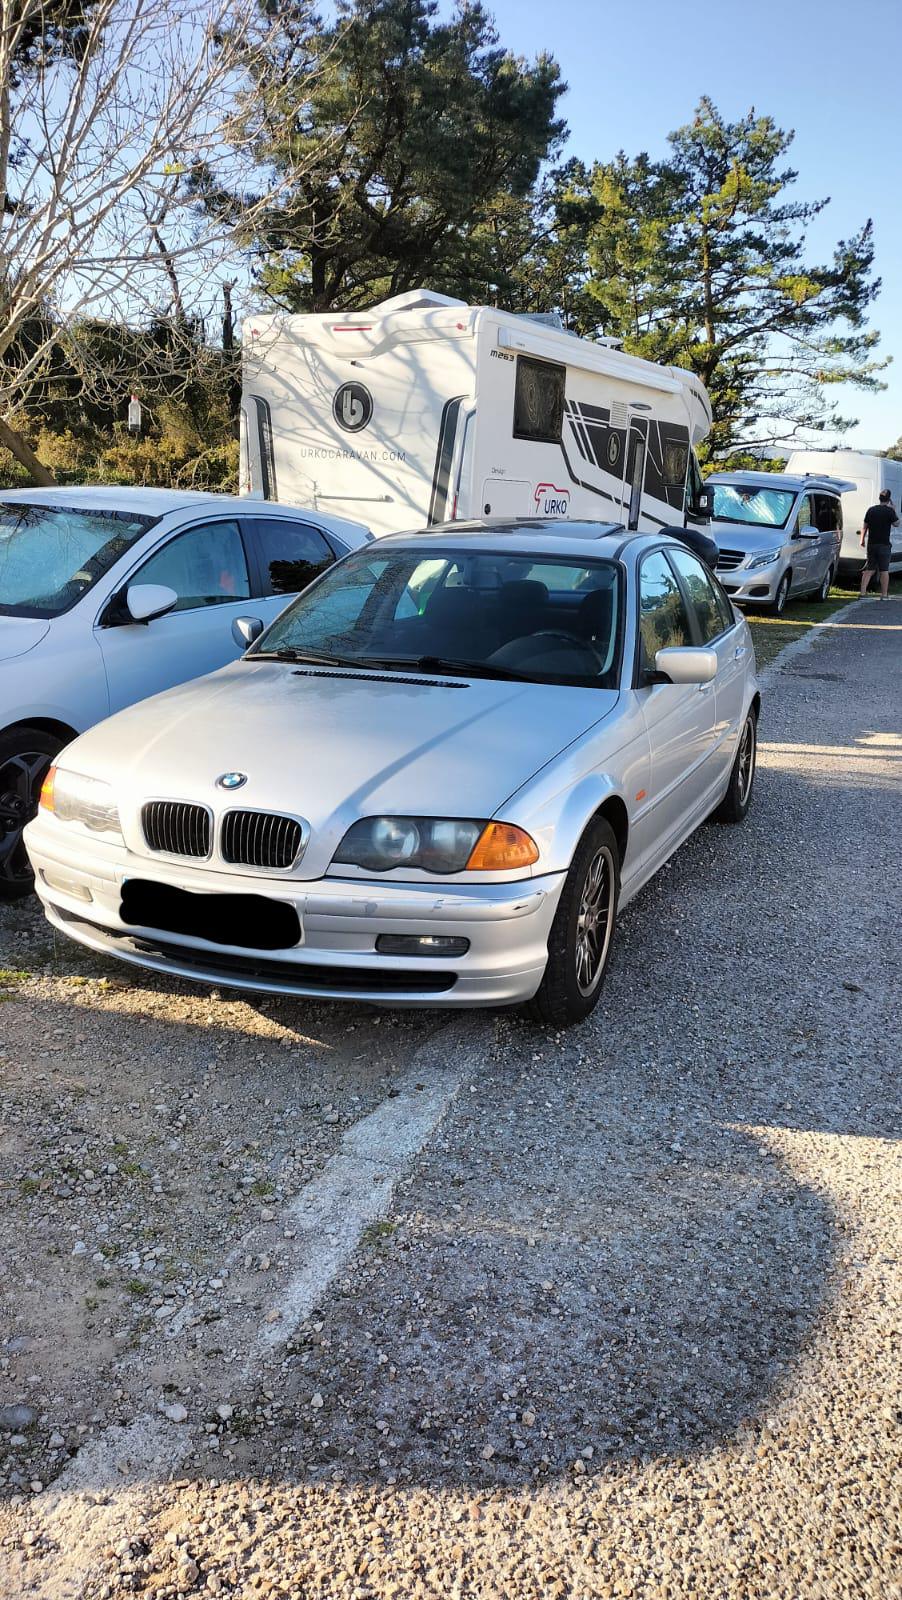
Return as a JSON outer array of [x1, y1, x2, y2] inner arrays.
[[427, 396, 465, 525], [559, 437, 618, 507], [254, 396, 277, 501], [565, 404, 594, 464]]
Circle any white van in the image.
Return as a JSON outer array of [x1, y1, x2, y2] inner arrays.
[[784, 450, 902, 573], [241, 291, 713, 536]]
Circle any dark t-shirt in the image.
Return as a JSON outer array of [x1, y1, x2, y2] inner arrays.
[[863, 502, 898, 544]]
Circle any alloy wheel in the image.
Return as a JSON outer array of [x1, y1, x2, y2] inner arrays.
[[737, 716, 756, 808], [574, 845, 615, 997], [0, 748, 53, 888]]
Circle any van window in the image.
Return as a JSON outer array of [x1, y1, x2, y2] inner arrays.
[[812, 494, 842, 533], [513, 356, 565, 444]]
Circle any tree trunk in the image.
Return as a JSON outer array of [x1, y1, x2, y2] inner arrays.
[[0, 417, 56, 485]]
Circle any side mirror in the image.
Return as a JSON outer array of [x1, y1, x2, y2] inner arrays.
[[125, 583, 178, 624], [795, 525, 819, 540], [652, 645, 718, 685], [232, 615, 264, 647], [695, 485, 714, 518]]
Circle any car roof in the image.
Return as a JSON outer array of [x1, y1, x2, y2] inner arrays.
[[0, 485, 369, 535], [707, 470, 856, 495], [374, 518, 677, 562]]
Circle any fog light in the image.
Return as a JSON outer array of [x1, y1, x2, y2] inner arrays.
[[375, 934, 470, 957], [40, 868, 93, 902]]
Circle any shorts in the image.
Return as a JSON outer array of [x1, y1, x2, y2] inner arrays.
[[866, 542, 891, 573]]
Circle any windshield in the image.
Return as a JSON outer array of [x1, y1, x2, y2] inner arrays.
[[711, 484, 795, 529], [0, 502, 154, 618], [252, 546, 623, 688]]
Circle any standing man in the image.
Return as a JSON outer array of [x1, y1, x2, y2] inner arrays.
[[859, 490, 898, 598]]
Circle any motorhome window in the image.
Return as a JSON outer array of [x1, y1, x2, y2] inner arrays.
[[0, 502, 153, 618], [513, 356, 565, 444], [254, 546, 622, 688], [663, 441, 689, 485], [711, 484, 795, 528]]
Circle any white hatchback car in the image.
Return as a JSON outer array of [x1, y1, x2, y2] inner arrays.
[[0, 487, 369, 895]]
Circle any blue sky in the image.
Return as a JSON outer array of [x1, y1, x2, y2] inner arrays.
[[478, 0, 900, 451]]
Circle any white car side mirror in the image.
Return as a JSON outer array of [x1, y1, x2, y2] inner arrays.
[[654, 646, 718, 685], [232, 615, 264, 647], [126, 583, 179, 623], [795, 525, 819, 540]]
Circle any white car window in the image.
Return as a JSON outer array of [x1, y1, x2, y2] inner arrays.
[[133, 521, 250, 611]]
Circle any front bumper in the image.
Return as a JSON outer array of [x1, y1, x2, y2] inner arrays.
[[716, 567, 782, 603], [24, 818, 564, 1007]]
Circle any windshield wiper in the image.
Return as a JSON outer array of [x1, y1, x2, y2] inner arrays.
[[355, 655, 527, 681], [248, 648, 362, 667]]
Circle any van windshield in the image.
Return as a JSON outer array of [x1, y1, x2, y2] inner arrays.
[[251, 546, 623, 688], [712, 484, 795, 529], [0, 502, 154, 618]]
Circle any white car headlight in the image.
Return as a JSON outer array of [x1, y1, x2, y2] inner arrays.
[[40, 767, 122, 838], [747, 547, 783, 570]]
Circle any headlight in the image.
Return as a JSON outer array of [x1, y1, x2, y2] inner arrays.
[[333, 816, 539, 873], [747, 547, 783, 570], [39, 767, 122, 837]]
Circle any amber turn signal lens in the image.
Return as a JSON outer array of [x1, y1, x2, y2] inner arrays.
[[39, 765, 56, 812], [466, 821, 539, 871]]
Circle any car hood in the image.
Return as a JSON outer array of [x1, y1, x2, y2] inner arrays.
[[708, 520, 790, 554], [60, 661, 619, 878], [0, 616, 51, 662]]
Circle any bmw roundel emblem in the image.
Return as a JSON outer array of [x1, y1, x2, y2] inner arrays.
[[216, 772, 247, 791]]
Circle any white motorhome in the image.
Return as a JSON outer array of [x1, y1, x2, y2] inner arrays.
[[784, 450, 902, 573], [241, 292, 713, 537]]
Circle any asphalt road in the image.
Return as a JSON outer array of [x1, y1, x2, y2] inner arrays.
[[0, 596, 899, 1599]]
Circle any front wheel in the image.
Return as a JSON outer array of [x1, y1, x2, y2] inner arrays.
[[768, 573, 790, 615], [814, 564, 834, 603], [713, 709, 757, 824], [528, 817, 620, 1027], [0, 727, 64, 900]]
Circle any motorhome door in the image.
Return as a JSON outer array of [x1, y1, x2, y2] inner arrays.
[[626, 418, 649, 529]]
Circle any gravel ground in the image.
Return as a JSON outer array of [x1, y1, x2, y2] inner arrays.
[[0, 597, 899, 1599]]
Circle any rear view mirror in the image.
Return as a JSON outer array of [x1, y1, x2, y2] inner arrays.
[[126, 583, 178, 624], [232, 615, 264, 647], [695, 485, 714, 518], [653, 646, 717, 685]]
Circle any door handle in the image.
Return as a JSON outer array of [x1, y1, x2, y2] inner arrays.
[[734, 645, 746, 660], [698, 683, 712, 695]]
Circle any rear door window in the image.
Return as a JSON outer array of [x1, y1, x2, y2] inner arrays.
[[252, 519, 338, 596], [667, 547, 732, 642]]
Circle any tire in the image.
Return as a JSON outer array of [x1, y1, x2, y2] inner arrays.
[[814, 564, 834, 603], [528, 817, 620, 1027], [768, 573, 790, 615], [713, 709, 757, 825], [0, 727, 65, 900]]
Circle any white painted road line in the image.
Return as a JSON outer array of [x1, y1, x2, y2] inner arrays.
[[8, 1020, 483, 1600]]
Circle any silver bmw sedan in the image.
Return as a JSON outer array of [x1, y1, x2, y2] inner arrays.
[[24, 521, 759, 1026]]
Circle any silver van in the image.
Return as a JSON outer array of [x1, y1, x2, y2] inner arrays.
[[707, 470, 854, 613]]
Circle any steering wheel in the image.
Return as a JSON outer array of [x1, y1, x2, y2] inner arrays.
[[528, 630, 604, 671]]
